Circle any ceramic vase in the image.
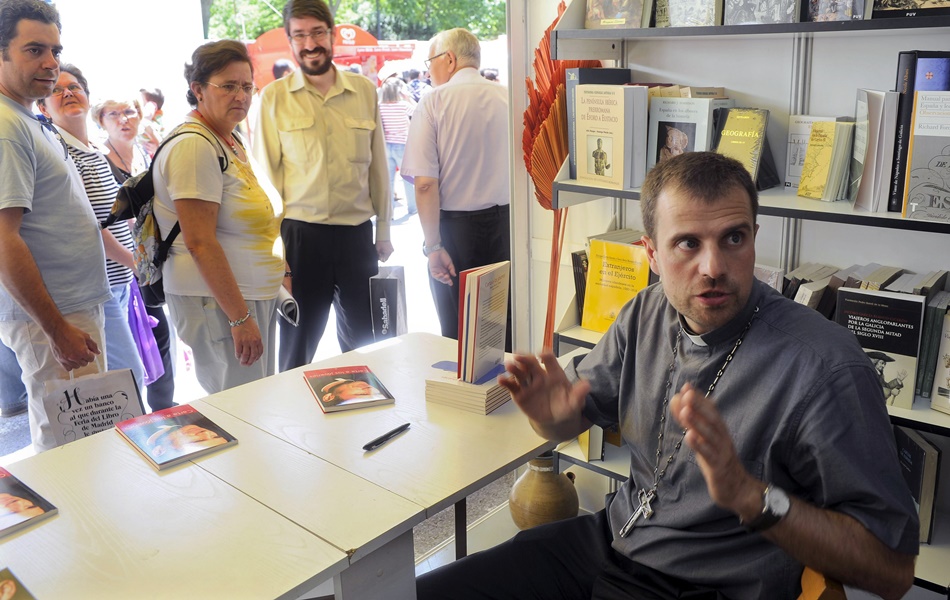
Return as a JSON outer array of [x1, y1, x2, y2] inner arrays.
[[509, 451, 579, 530]]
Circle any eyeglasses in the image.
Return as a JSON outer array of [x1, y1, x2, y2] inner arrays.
[[51, 83, 86, 97], [424, 52, 447, 69], [290, 29, 330, 44], [103, 108, 139, 120], [204, 81, 257, 97]]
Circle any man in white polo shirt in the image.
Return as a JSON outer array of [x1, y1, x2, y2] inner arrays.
[[402, 28, 511, 349]]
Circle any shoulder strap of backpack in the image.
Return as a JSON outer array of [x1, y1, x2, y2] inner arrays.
[[152, 122, 231, 265]]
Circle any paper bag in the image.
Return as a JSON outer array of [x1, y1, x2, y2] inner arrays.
[[277, 286, 299, 326], [370, 265, 408, 341], [43, 366, 144, 448]]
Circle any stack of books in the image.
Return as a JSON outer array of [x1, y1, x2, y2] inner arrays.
[[425, 371, 511, 416]]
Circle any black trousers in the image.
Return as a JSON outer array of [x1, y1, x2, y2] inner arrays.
[[430, 205, 511, 352], [144, 302, 176, 411], [416, 510, 727, 600], [279, 219, 378, 371]]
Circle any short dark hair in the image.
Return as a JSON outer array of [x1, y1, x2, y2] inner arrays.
[[183, 40, 254, 107], [139, 87, 164, 110], [0, 0, 60, 56], [640, 152, 758, 239], [272, 59, 294, 79], [408, 69, 420, 80], [283, 0, 334, 34], [35, 63, 86, 108]]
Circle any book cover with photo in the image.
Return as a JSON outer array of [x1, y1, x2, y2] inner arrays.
[[566, 68, 632, 180], [303, 365, 395, 413], [835, 288, 926, 410], [648, 97, 734, 170], [0, 467, 57, 539], [0, 568, 38, 599], [575, 84, 649, 190], [115, 404, 237, 470]]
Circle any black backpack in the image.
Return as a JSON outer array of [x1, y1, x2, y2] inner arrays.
[[101, 122, 229, 307]]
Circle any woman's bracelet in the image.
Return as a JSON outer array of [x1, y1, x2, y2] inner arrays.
[[229, 308, 252, 328]]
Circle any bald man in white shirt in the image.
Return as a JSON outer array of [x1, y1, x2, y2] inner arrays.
[[401, 28, 511, 349]]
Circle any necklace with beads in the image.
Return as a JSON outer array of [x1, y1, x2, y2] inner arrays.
[[192, 110, 241, 158], [618, 306, 759, 538]]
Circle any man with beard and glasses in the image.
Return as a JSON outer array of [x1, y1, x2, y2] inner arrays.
[[253, 0, 391, 371], [0, 0, 110, 452]]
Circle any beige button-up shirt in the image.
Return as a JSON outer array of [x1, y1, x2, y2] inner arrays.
[[253, 67, 391, 242]]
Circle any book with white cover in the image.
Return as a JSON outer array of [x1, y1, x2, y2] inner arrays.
[[647, 97, 734, 170]]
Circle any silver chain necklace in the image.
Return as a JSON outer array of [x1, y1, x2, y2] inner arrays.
[[619, 306, 759, 538]]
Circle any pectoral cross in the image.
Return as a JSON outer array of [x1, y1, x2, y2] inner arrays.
[[619, 488, 656, 537]]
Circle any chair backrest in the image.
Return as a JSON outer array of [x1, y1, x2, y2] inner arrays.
[[798, 567, 847, 600]]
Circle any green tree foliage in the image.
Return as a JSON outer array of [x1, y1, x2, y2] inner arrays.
[[206, 0, 505, 42]]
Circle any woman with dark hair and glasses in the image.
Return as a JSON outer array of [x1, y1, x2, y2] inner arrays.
[[152, 40, 286, 394], [37, 64, 146, 396]]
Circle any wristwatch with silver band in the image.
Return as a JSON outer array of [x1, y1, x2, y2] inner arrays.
[[423, 242, 444, 257]]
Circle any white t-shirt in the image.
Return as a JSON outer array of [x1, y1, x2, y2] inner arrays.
[[153, 120, 284, 300]]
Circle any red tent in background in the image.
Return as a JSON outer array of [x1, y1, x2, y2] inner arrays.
[[246, 24, 414, 90]]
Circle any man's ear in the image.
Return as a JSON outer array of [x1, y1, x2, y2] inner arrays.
[[642, 234, 661, 277]]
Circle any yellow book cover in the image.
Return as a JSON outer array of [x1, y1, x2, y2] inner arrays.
[[714, 107, 768, 181], [797, 121, 836, 200], [581, 239, 651, 333]]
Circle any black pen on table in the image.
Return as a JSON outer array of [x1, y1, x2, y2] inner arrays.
[[362, 422, 411, 452]]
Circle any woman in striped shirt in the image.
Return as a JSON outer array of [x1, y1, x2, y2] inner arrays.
[[37, 64, 145, 395], [379, 77, 417, 215]]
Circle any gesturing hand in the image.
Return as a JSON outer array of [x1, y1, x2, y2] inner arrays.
[[499, 352, 591, 439], [670, 382, 757, 513]]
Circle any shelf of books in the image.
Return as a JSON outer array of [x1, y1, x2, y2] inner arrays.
[[551, 0, 950, 61], [554, 180, 950, 234]]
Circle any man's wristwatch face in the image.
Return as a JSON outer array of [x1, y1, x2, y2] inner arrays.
[[745, 485, 790, 532], [423, 242, 443, 257]]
